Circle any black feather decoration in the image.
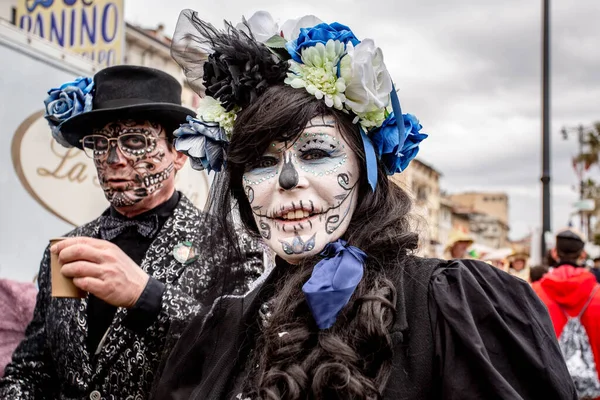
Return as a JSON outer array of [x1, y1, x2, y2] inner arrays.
[[171, 9, 289, 111]]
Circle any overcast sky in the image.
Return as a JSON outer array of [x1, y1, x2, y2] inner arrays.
[[125, 0, 600, 240]]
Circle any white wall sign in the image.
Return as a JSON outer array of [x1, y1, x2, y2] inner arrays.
[[11, 110, 210, 226]]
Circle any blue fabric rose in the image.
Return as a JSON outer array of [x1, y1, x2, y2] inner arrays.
[[174, 116, 229, 173], [286, 22, 360, 63], [44, 76, 94, 147], [369, 113, 428, 175]]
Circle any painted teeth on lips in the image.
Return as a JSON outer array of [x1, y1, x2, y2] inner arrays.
[[282, 210, 311, 220]]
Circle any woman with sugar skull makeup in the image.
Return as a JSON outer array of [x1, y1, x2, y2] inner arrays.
[[152, 10, 576, 400]]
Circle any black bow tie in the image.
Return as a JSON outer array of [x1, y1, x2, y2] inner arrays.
[[99, 214, 160, 241]]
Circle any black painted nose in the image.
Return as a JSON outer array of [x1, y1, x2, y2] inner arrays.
[[279, 152, 299, 190], [107, 144, 121, 165]]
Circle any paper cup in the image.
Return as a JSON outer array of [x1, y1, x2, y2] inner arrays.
[[50, 237, 86, 298]]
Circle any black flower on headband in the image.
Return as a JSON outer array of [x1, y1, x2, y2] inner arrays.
[[203, 47, 288, 111], [175, 13, 290, 112]]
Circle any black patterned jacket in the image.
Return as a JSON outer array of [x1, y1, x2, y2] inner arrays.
[[0, 195, 264, 400]]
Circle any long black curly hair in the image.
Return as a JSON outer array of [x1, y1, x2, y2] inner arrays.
[[208, 84, 419, 399]]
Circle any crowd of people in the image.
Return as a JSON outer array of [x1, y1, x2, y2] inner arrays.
[[0, 8, 597, 399], [445, 226, 600, 285]]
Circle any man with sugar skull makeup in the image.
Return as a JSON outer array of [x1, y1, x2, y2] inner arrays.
[[152, 10, 576, 400], [0, 66, 264, 399]]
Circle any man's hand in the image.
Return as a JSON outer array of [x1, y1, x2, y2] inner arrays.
[[51, 237, 149, 308]]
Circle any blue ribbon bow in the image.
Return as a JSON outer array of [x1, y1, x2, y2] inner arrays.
[[302, 239, 367, 329]]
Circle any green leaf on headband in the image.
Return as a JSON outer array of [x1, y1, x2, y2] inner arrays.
[[265, 34, 287, 49]]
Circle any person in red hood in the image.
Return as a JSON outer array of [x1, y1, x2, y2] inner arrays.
[[533, 229, 600, 381]]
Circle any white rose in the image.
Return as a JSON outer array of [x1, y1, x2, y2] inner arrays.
[[280, 15, 323, 40], [236, 12, 324, 43], [339, 39, 392, 115], [236, 11, 279, 44]]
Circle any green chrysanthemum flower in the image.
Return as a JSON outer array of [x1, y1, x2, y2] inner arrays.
[[284, 40, 347, 110], [196, 96, 237, 137], [354, 108, 387, 131]]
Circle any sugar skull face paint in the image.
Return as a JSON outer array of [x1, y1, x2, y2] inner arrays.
[[90, 120, 178, 210], [242, 117, 360, 262]]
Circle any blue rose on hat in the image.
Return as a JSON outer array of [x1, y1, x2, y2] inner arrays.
[[44, 77, 94, 146]]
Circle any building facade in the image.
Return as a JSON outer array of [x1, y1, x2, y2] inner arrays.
[[469, 212, 510, 249], [391, 165, 512, 257], [446, 192, 510, 249], [392, 159, 442, 257], [448, 192, 509, 226], [437, 197, 454, 256]]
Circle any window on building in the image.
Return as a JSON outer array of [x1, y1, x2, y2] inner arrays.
[[417, 186, 428, 202]]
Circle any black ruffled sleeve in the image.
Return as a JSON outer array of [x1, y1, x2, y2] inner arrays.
[[429, 259, 576, 399]]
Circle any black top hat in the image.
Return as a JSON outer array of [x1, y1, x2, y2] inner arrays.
[[60, 65, 195, 149]]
